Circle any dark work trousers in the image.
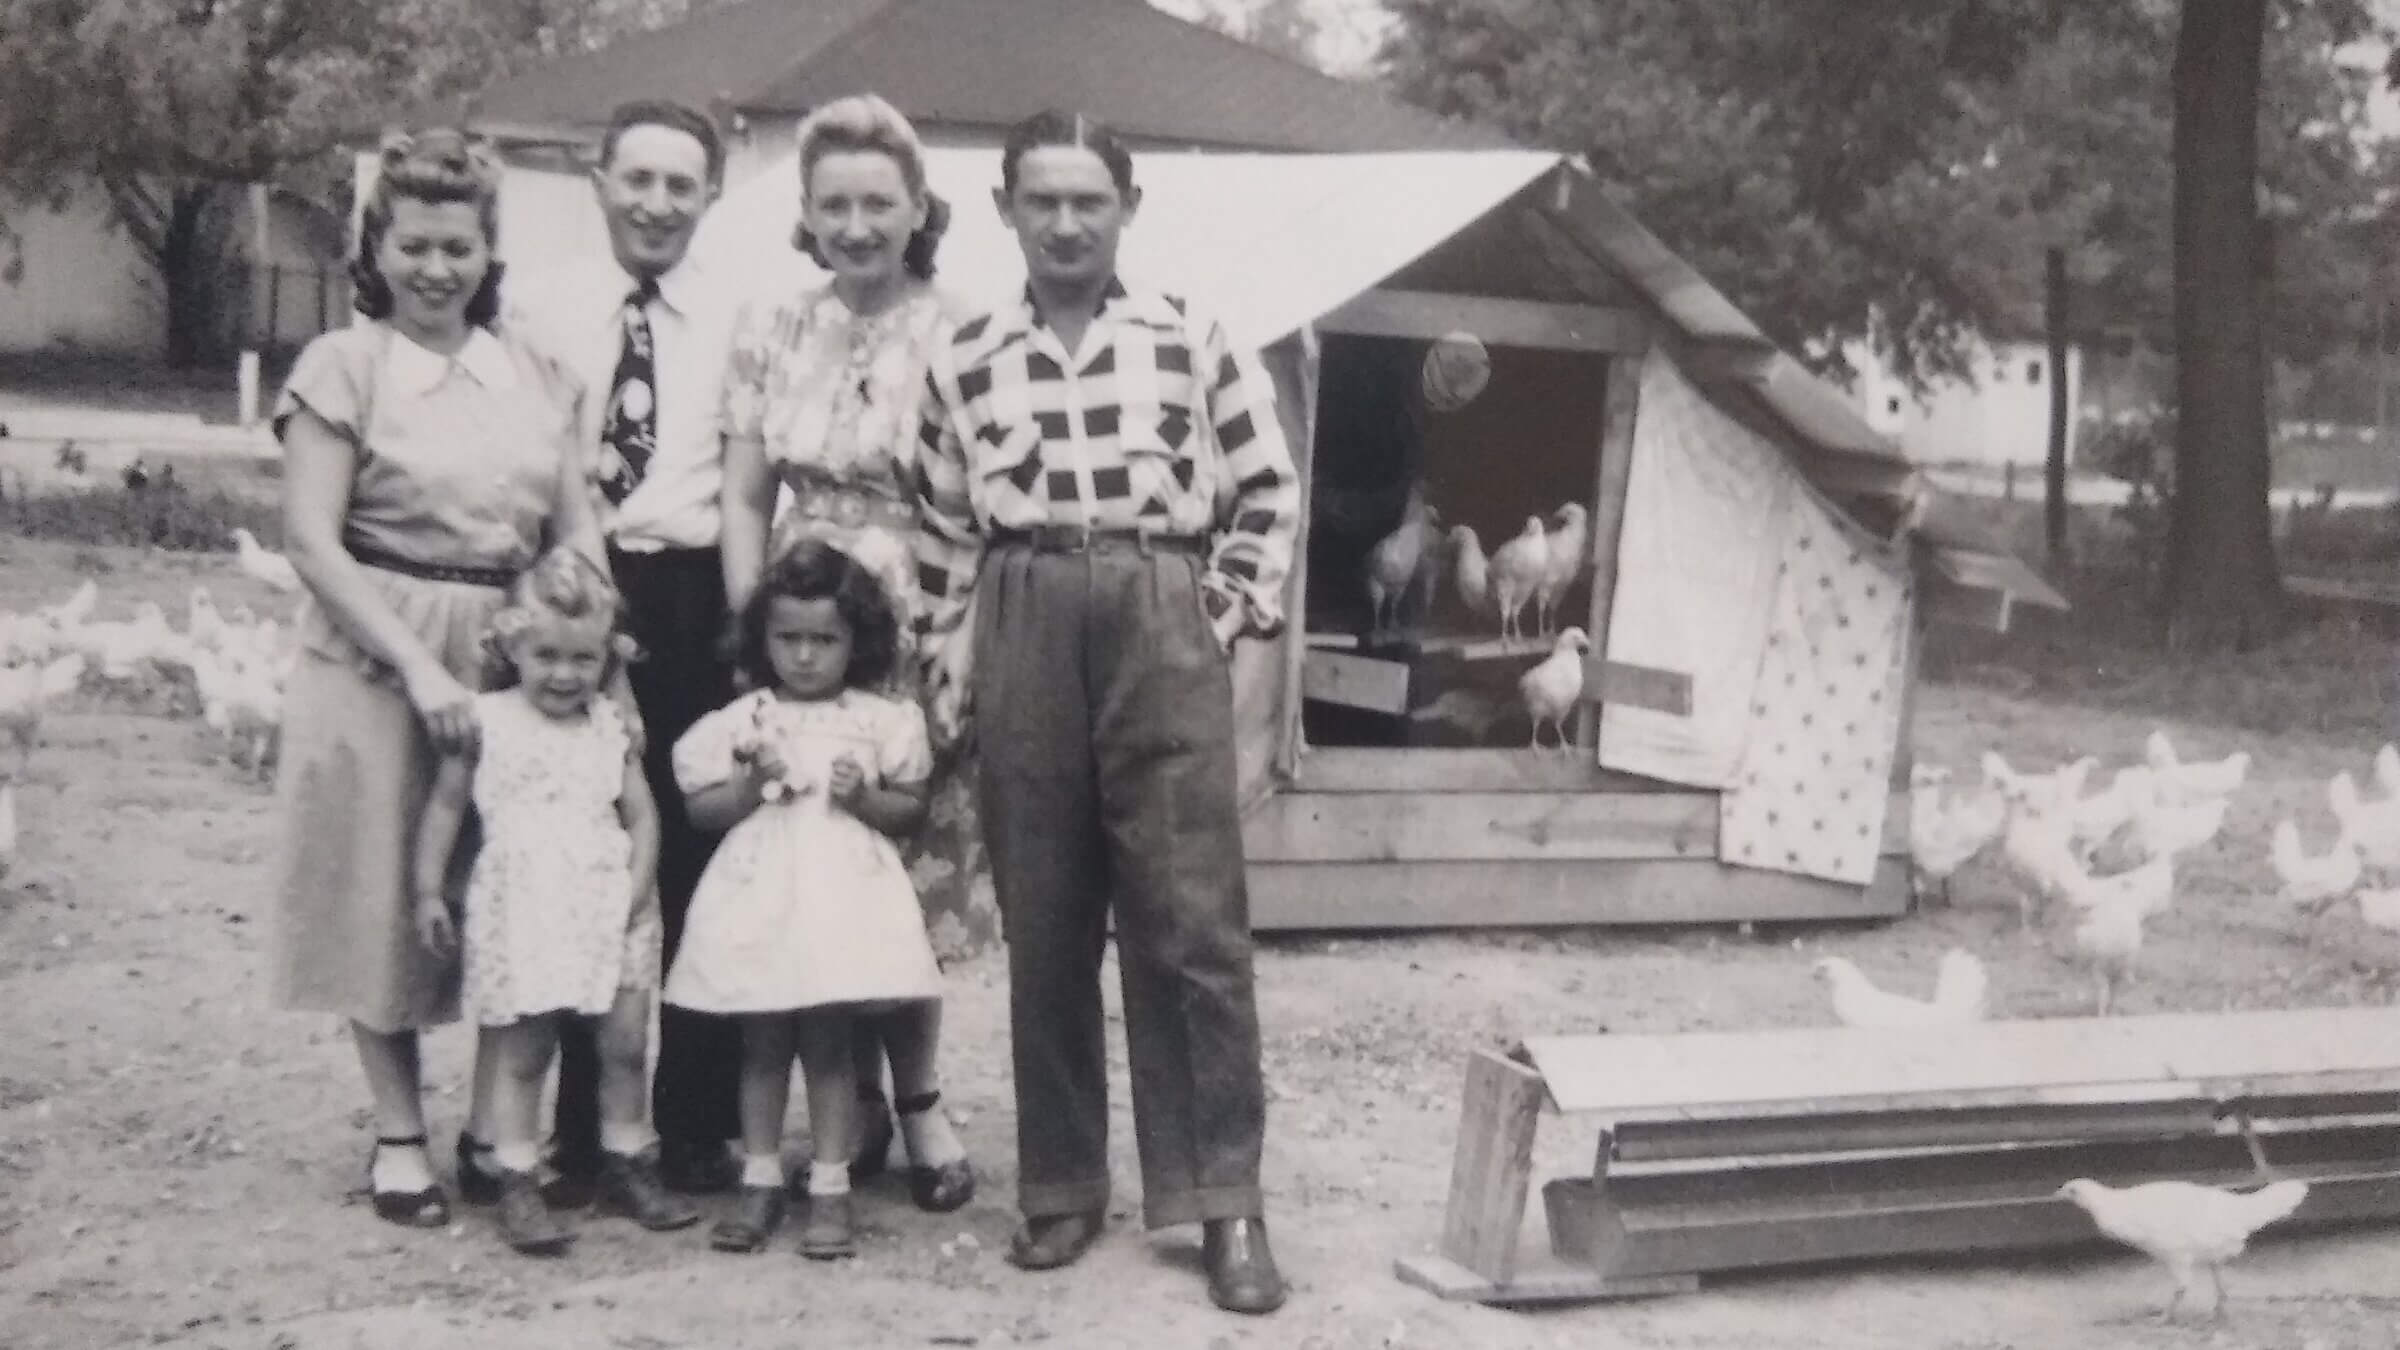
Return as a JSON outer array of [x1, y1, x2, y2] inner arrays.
[[553, 544, 741, 1163], [973, 537, 1267, 1229]]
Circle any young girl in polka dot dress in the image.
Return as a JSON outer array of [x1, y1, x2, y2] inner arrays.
[[412, 548, 700, 1254]]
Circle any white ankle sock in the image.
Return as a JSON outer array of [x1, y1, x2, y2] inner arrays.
[[599, 1123, 655, 1158], [492, 1141, 541, 1172], [741, 1154, 785, 1189], [807, 1161, 851, 1197]]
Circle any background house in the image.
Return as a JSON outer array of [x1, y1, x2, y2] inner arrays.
[[1853, 332, 2086, 470], [0, 183, 349, 364]]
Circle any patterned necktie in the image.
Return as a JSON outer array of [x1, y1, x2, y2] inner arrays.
[[599, 277, 660, 506]]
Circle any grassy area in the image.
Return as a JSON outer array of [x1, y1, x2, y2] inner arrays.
[[0, 352, 298, 424], [1925, 493, 2398, 743], [2273, 425, 2400, 493], [0, 481, 278, 553]]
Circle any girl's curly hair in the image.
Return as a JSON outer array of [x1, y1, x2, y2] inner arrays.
[[735, 538, 899, 694], [481, 547, 637, 690]]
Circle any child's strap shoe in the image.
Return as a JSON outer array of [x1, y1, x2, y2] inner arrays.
[[709, 1185, 786, 1253], [798, 1191, 856, 1260], [497, 1169, 575, 1256], [598, 1150, 700, 1231]]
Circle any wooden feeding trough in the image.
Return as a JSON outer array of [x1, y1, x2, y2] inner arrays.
[[1397, 1007, 2400, 1305]]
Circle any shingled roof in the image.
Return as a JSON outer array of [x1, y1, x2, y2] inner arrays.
[[458, 0, 1502, 152]]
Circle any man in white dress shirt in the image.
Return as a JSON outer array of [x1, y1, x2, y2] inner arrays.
[[510, 99, 744, 1198]]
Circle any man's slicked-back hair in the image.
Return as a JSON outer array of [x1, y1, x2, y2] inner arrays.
[[1000, 109, 1134, 198], [599, 99, 726, 183]]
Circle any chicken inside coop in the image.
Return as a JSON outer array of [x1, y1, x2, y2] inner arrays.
[[1299, 333, 1612, 752]]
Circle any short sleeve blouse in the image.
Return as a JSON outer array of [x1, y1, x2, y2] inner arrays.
[[275, 320, 583, 572], [719, 283, 952, 503]]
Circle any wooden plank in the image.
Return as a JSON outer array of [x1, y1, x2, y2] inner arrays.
[[1242, 790, 1719, 863], [1609, 1099, 2225, 1162], [1436, 1050, 1548, 1283], [1922, 574, 2014, 633], [1584, 351, 1643, 755], [1291, 748, 1691, 794], [1248, 856, 1909, 930], [1317, 288, 1651, 355], [1519, 1008, 2400, 1119], [1300, 649, 1412, 715], [1292, 749, 1687, 793], [1393, 1251, 1695, 1305], [1584, 658, 1692, 716]]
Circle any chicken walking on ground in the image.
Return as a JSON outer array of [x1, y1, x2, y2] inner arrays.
[[2055, 1178, 2308, 1322], [2270, 817, 2361, 914], [1518, 627, 1589, 752], [2069, 894, 2150, 1015], [2143, 728, 2251, 806], [2326, 769, 2400, 870], [230, 528, 302, 595], [1907, 767, 2005, 907], [1812, 948, 1988, 1028], [0, 653, 86, 779]]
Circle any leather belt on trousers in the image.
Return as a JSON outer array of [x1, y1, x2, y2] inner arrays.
[[348, 541, 517, 589], [989, 525, 1207, 555]]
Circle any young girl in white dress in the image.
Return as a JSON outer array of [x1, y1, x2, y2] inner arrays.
[[412, 548, 699, 1255], [667, 539, 942, 1259]]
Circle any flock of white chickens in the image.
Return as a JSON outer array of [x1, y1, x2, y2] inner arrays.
[[1807, 728, 2400, 1318], [0, 527, 303, 877], [1364, 496, 1591, 647]]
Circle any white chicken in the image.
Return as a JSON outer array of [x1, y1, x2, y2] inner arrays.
[[1812, 948, 1988, 1028], [1447, 525, 1490, 621], [0, 653, 86, 778], [2357, 888, 2400, 931], [1535, 502, 1588, 638], [231, 527, 302, 595], [2052, 853, 2174, 919], [2326, 770, 2400, 870], [1488, 516, 1548, 646], [1517, 627, 1589, 752], [1981, 751, 2096, 819], [0, 781, 17, 881], [2055, 1178, 2308, 1321], [1362, 495, 1439, 639], [1907, 769, 2006, 906], [2068, 765, 2153, 856], [186, 586, 230, 656], [2069, 896, 2149, 1015], [1994, 759, 2090, 928], [40, 579, 98, 630], [2269, 818, 2360, 913], [2127, 791, 2230, 862], [2143, 728, 2251, 806]]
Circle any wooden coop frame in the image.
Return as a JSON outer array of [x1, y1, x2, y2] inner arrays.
[[1231, 164, 2043, 932]]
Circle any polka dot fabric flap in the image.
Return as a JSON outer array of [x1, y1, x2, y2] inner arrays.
[[1717, 485, 1914, 886]]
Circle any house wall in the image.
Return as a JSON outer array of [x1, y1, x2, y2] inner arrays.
[[1854, 336, 2083, 469], [2, 178, 346, 360], [0, 182, 160, 358]]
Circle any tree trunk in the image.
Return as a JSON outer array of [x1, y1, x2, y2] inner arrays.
[[2044, 246, 2070, 569], [159, 185, 221, 370], [2164, 0, 2281, 651]]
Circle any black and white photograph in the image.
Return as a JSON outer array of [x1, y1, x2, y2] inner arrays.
[[5, 0, 2400, 1346]]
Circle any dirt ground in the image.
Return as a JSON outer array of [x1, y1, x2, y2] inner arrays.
[[3, 538, 2399, 1350]]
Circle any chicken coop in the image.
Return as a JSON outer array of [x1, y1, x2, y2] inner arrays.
[[685, 145, 2062, 931]]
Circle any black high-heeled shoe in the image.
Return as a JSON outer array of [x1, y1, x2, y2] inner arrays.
[[454, 1132, 503, 1207], [366, 1134, 451, 1229], [895, 1090, 976, 1213]]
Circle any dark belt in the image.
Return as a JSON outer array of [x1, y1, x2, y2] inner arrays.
[[989, 524, 1207, 555], [348, 542, 516, 589]]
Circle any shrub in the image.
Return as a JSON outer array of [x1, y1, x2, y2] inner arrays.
[[0, 483, 280, 552]]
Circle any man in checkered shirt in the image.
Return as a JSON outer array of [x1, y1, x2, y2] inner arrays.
[[912, 110, 1298, 1315]]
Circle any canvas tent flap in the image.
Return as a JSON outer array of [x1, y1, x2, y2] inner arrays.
[[695, 148, 1564, 353]]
